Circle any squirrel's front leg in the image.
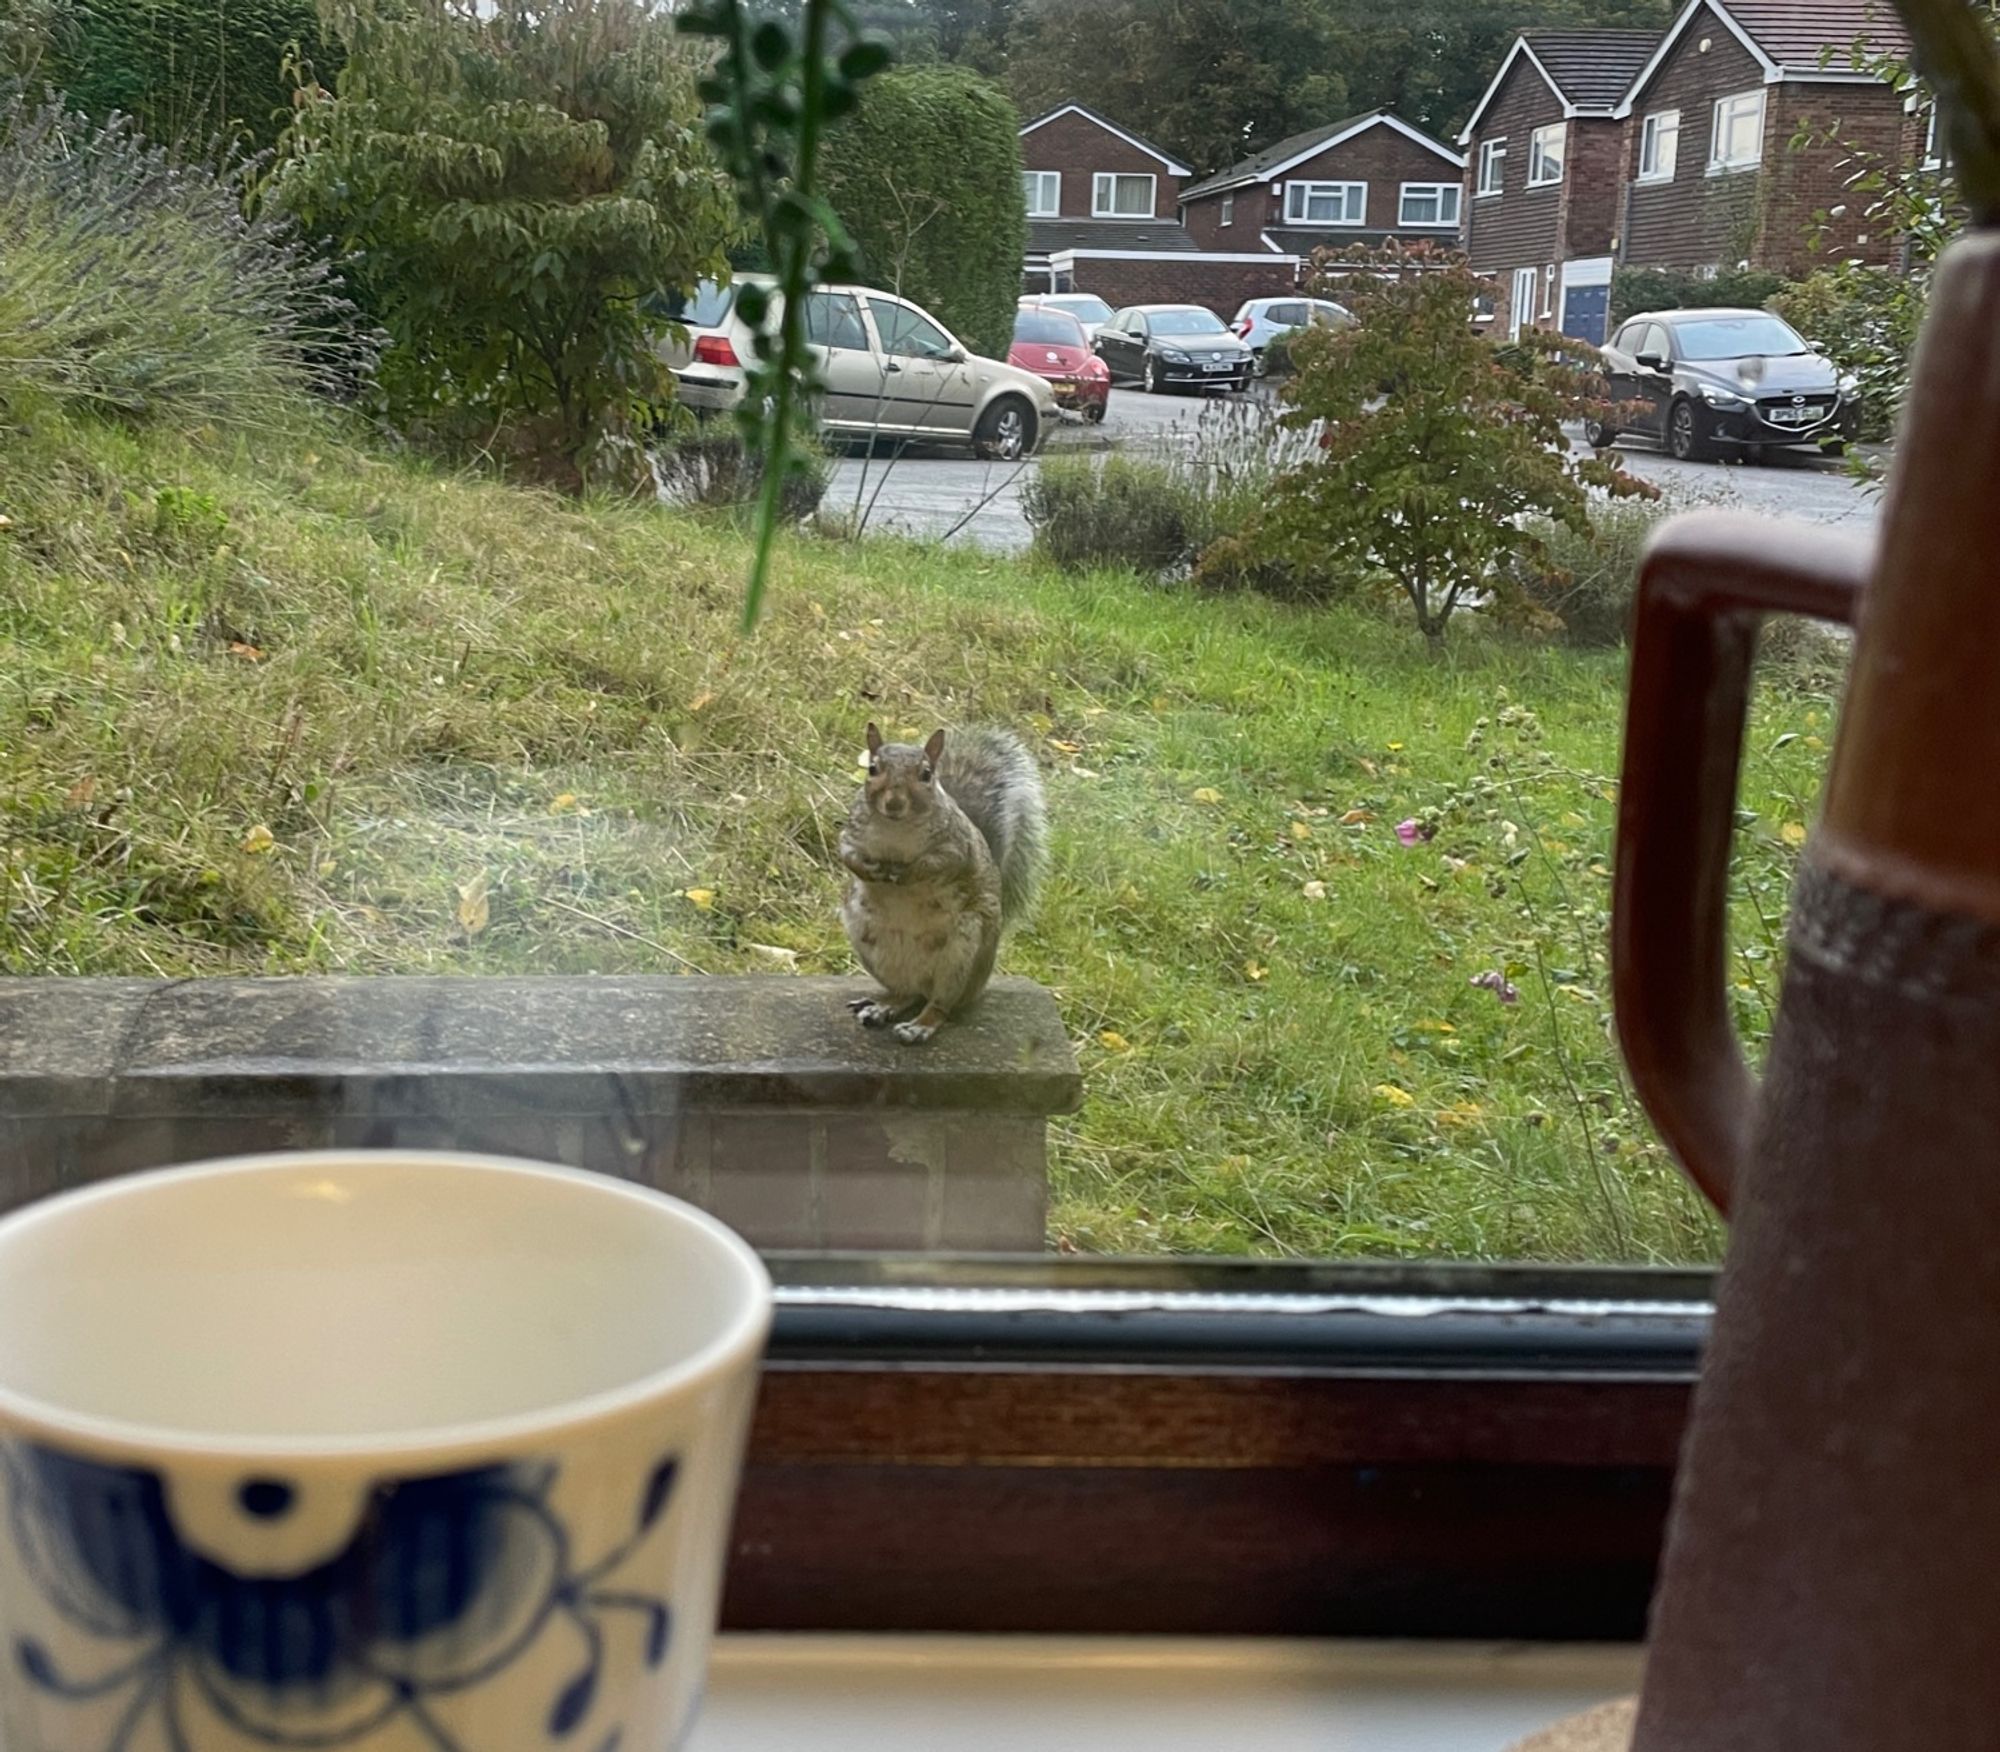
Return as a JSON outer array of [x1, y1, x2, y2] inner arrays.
[[838, 833, 900, 885]]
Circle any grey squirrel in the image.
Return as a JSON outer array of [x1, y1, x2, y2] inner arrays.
[[838, 723, 1048, 1044]]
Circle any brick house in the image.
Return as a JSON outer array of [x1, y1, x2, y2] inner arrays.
[[1459, 30, 1660, 344], [1017, 102, 1298, 315], [1177, 110, 1468, 264], [1611, 0, 1913, 278]]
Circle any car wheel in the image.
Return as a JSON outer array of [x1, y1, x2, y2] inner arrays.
[[973, 395, 1036, 462], [1084, 400, 1107, 424], [1668, 398, 1713, 462], [1251, 349, 1267, 379], [1143, 357, 1164, 395], [1584, 417, 1618, 449]]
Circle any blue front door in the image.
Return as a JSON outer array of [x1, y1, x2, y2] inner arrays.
[[1561, 282, 1609, 346]]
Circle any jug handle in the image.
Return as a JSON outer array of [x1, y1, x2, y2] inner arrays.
[[1612, 511, 1869, 1215]]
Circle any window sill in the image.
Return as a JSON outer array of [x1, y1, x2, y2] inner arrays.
[[690, 1635, 1644, 1751], [1634, 174, 1674, 187], [1705, 161, 1760, 177], [1525, 178, 1564, 190]]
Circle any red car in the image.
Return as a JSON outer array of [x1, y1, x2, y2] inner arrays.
[[1009, 304, 1110, 422]]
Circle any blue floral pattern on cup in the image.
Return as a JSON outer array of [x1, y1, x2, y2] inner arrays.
[[4, 1442, 678, 1750]]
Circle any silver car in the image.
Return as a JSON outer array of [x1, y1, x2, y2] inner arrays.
[[659, 276, 1058, 460], [1230, 296, 1353, 375]]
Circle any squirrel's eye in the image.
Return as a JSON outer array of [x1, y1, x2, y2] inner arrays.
[[920, 766, 933, 782], [868, 762, 880, 777]]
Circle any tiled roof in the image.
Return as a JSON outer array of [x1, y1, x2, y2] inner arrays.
[[1025, 218, 1203, 256], [1721, 0, 1910, 68], [1017, 103, 1193, 175], [1522, 29, 1662, 108], [1181, 111, 1460, 203]]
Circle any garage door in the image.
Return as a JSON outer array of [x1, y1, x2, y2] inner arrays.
[[1561, 281, 1609, 346]]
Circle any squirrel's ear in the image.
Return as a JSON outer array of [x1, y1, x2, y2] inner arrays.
[[865, 723, 882, 755], [924, 728, 946, 763]]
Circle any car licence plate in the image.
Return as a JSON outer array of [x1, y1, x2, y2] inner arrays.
[[1768, 405, 1817, 425], [1203, 359, 1233, 373]]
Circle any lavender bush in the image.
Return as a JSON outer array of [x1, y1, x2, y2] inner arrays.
[[0, 93, 375, 429]]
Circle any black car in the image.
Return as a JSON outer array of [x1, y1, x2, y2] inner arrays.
[[1588, 308, 1860, 462], [1095, 304, 1252, 395]]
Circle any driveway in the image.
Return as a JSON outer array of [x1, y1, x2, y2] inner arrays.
[[820, 389, 1884, 552]]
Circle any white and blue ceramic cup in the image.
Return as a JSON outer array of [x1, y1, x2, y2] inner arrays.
[[0, 1150, 772, 1752]]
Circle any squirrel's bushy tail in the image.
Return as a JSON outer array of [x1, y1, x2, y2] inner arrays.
[[938, 727, 1048, 925]]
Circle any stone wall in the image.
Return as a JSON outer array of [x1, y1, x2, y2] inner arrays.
[[0, 976, 1082, 1251]]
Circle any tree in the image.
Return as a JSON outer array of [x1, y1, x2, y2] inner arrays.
[[269, 0, 734, 481], [1221, 244, 1655, 644], [39, 0, 339, 150], [819, 63, 1024, 357]]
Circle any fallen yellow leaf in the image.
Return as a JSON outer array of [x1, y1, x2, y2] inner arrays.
[[682, 888, 716, 911], [1301, 879, 1328, 901], [1339, 808, 1373, 826], [548, 792, 579, 814], [1415, 1019, 1456, 1033], [745, 942, 800, 967], [1780, 821, 1807, 847], [1805, 734, 1824, 750], [1192, 787, 1224, 805], [228, 641, 264, 662], [1561, 811, 1587, 828], [1049, 738, 1082, 754], [688, 689, 716, 713], [1244, 960, 1269, 982], [239, 824, 275, 854], [1097, 1029, 1131, 1052], [455, 872, 490, 935], [1437, 1099, 1485, 1129], [1374, 1083, 1415, 1108], [1386, 741, 1404, 751], [65, 776, 96, 809], [1290, 821, 1312, 841]]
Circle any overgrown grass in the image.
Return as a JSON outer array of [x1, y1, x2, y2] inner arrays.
[[0, 407, 1843, 1261]]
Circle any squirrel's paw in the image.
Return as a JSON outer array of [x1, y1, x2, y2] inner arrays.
[[852, 999, 903, 1028], [892, 1018, 939, 1046]]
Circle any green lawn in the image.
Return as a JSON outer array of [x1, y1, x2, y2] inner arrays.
[[0, 410, 1841, 1261]]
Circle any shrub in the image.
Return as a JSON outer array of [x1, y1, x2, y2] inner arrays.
[[41, 0, 338, 151], [1230, 243, 1656, 644], [819, 65, 1025, 358], [651, 428, 829, 526], [1511, 497, 1672, 647], [1609, 266, 1791, 326], [0, 93, 373, 429], [269, 0, 735, 481], [1772, 267, 1916, 444], [1022, 455, 1194, 574]]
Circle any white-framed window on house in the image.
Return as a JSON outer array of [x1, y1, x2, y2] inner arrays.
[[1477, 138, 1506, 196], [1221, 193, 1235, 226], [1527, 122, 1566, 187], [1709, 88, 1765, 172], [1398, 183, 1461, 227], [1510, 265, 1538, 340], [1284, 180, 1367, 225], [1023, 170, 1060, 217], [1092, 172, 1155, 217], [1541, 262, 1556, 318], [1638, 109, 1680, 183], [1924, 102, 1942, 168]]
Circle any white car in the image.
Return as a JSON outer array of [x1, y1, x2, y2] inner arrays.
[[660, 276, 1058, 460], [1230, 296, 1354, 374], [1019, 291, 1115, 346]]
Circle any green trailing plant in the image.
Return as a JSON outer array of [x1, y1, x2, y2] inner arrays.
[[676, 0, 892, 627], [1222, 243, 1657, 645], [819, 64, 1025, 357], [271, 0, 734, 485]]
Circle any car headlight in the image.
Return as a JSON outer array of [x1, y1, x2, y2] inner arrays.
[[1838, 372, 1861, 398], [1700, 386, 1750, 408], [1158, 348, 1190, 364]]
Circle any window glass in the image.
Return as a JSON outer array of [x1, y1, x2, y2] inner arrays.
[[1024, 170, 1060, 216], [1093, 173, 1154, 216], [1710, 88, 1765, 169], [1221, 194, 1235, 225], [1641, 321, 1673, 358], [1399, 183, 1461, 226], [1014, 309, 1086, 347], [867, 297, 955, 358], [1477, 138, 1506, 195], [1527, 123, 1565, 186], [1673, 315, 1809, 361], [1148, 307, 1228, 335], [1284, 181, 1366, 224], [1048, 294, 1113, 325], [1639, 110, 1680, 182], [1267, 302, 1307, 326], [804, 289, 868, 350]]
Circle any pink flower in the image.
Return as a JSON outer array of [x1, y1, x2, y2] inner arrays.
[[1395, 818, 1430, 847], [1470, 971, 1520, 1005]]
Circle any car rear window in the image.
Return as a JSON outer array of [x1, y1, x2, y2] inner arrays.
[[1015, 310, 1086, 347], [675, 279, 736, 328], [1050, 295, 1113, 324]]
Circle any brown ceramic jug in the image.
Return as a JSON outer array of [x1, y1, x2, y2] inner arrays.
[[1612, 230, 2000, 1750]]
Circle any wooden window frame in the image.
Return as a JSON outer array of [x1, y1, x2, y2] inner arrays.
[[723, 1256, 1707, 1638]]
